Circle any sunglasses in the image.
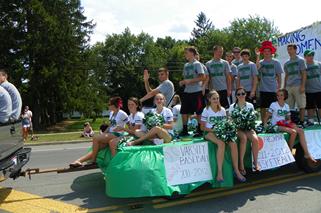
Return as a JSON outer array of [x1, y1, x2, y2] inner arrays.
[[237, 92, 246, 96], [233, 51, 240, 54]]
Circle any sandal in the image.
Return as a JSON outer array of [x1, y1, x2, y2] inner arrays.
[[69, 161, 83, 168], [239, 168, 246, 176]]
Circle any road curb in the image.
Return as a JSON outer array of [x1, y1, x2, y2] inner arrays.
[[25, 140, 91, 146]]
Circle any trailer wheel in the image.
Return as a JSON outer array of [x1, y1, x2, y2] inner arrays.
[[295, 144, 321, 173]]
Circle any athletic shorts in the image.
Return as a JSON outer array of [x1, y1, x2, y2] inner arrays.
[[180, 91, 204, 115], [306, 92, 321, 109], [286, 86, 306, 109], [260, 92, 276, 108], [217, 90, 229, 108]]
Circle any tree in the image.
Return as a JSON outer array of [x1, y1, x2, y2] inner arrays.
[[191, 12, 214, 40], [0, 0, 95, 129], [226, 15, 281, 60]]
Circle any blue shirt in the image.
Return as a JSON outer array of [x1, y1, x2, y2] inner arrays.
[[0, 86, 12, 123]]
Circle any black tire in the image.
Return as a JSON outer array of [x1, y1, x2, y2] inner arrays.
[[295, 144, 321, 173], [163, 191, 186, 200]]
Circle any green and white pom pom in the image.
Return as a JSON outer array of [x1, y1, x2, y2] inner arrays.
[[212, 119, 237, 143], [231, 107, 258, 131], [143, 112, 165, 131]]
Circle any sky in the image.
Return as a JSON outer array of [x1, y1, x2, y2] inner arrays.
[[81, 0, 321, 45]]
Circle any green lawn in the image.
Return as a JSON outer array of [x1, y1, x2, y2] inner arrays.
[[25, 132, 93, 144], [64, 118, 109, 132], [27, 117, 109, 144]]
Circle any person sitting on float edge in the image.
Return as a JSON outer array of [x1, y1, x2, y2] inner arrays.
[[0, 86, 12, 123], [109, 97, 145, 156], [140, 67, 174, 107], [0, 68, 22, 121], [201, 90, 246, 183], [127, 93, 173, 146], [70, 96, 128, 168], [229, 87, 260, 174], [81, 122, 94, 137], [263, 89, 316, 163]]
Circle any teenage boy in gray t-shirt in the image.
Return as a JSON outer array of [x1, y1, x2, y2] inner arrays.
[[304, 49, 321, 125], [206, 45, 232, 108], [237, 49, 258, 106], [140, 67, 174, 107], [255, 41, 283, 122], [284, 43, 307, 125], [179, 46, 205, 137]]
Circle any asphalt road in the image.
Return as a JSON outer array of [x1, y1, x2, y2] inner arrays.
[[1, 143, 321, 213]]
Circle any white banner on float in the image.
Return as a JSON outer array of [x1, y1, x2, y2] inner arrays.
[[256, 134, 295, 171], [163, 142, 213, 186], [304, 130, 321, 160], [275, 22, 321, 65]]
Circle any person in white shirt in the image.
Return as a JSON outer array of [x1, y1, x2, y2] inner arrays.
[[70, 97, 128, 167], [109, 97, 145, 156], [201, 90, 246, 183], [229, 87, 260, 174], [263, 89, 315, 162], [128, 93, 173, 146]]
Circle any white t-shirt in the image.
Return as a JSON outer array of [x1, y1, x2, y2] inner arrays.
[[228, 102, 254, 114], [172, 104, 182, 131], [268, 102, 291, 125], [109, 109, 128, 132], [151, 107, 174, 135], [128, 111, 144, 130], [201, 106, 226, 129]]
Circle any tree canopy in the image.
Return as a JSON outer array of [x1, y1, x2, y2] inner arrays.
[[0, 4, 280, 129]]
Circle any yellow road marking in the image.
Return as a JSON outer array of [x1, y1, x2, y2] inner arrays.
[[153, 171, 321, 209], [0, 187, 88, 213]]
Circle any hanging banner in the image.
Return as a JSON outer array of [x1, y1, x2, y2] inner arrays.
[[256, 134, 295, 171], [275, 22, 321, 65], [163, 142, 213, 186], [304, 130, 321, 160]]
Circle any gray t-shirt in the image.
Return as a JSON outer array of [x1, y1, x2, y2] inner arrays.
[[1, 81, 22, 120], [232, 58, 242, 67], [230, 63, 238, 90], [306, 61, 321, 93], [183, 59, 205, 93], [156, 79, 175, 106], [206, 59, 231, 91], [284, 56, 307, 87], [258, 59, 284, 92], [237, 61, 258, 92], [0, 86, 12, 123]]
